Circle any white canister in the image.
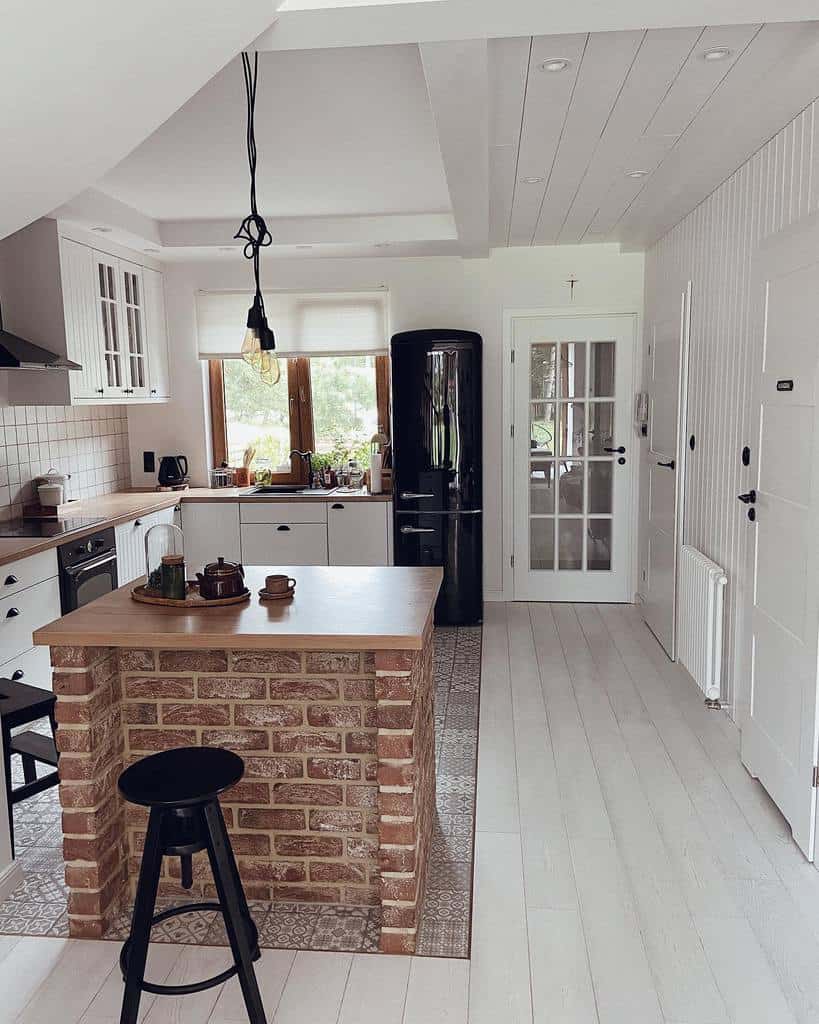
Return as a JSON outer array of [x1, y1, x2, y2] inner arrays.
[[36, 467, 71, 507], [369, 452, 383, 495]]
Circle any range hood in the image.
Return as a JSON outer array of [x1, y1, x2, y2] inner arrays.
[[0, 302, 82, 371]]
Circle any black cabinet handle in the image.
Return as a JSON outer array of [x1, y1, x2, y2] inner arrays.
[[738, 489, 757, 505], [277, 525, 291, 532], [11, 670, 23, 681], [6, 607, 20, 619], [657, 459, 675, 470], [3, 575, 18, 586], [96, 388, 104, 395], [604, 446, 626, 454], [331, 503, 345, 510], [150, 388, 157, 394], [135, 519, 142, 527]]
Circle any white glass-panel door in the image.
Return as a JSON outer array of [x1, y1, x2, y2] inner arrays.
[[119, 261, 148, 396], [513, 314, 636, 602], [93, 253, 125, 396]]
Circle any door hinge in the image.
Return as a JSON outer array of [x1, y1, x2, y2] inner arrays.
[[510, 554, 515, 569], [813, 765, 819, 788]]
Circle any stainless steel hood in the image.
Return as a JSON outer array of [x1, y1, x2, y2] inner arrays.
[[0, 303, 82, 371]]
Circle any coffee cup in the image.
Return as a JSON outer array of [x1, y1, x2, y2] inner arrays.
[[265, 574, 296, 595]]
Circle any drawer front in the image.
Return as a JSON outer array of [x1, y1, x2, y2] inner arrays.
[[0, 577, 62, 664], [240, 501, 327, 525], [327, 501, 390, 566], [0, 645, 53, 691], [0, 548, 59, 599], [241, 524, 328, 566]]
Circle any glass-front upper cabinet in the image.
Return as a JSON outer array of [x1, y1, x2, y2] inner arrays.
[[93, 253, 148, 397]]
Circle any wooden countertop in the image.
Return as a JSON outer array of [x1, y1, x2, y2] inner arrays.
[[0, 487, 391, 568], [33, 566, 443, 651]]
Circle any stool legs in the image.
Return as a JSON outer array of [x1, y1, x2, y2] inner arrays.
[[120, 807, 164, 1024], [203, 800, 267, 1024]]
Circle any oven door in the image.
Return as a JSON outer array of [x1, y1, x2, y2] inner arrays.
[[61, 551, 119, 612]]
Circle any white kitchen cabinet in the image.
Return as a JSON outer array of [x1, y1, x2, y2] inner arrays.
[[241, 523, 328, 566], [181, 502, 241, 576], [0, 578, 61, 667], [115, 506, 178, 585], [60, 237, 104, 399], [0, 644, 53, 692], [328, 500, 392, 565], [143, 267, 171, 399], [0, 218, 171, 407]]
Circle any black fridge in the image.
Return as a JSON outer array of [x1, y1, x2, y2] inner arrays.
[[391, 329, 482, 625]]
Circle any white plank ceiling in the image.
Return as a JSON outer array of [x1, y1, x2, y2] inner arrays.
[[491, 21, 819, 251]]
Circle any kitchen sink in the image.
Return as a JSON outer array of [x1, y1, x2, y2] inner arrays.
[[241, 485, 336, 496]]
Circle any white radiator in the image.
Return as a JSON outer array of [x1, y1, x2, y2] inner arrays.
[[677, 546, 728, 704]]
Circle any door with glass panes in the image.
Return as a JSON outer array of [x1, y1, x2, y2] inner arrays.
[[93, 252, 148, 398], [512, 314, 636, 601]]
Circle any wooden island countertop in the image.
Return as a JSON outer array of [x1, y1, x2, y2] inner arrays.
[[33, 565, 443, 652]]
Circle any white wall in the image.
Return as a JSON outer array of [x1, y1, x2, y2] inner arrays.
[[640, 99, 819, 716], [127, 245, 644, 597]]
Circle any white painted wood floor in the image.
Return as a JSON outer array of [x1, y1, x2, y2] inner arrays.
[[6, 602, 819, 1023]]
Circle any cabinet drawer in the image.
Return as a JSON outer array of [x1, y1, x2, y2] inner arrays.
[[0, 549, 58, 600], [0, 578, 62, 664], [0, 645, 53, 692], [241, 524, 328, 566], [240, 502, 327, 525]]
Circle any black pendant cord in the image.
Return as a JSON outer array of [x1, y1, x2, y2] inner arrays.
[[234, 52, 272, 315]]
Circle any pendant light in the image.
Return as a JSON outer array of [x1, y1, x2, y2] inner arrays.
[[235, 52, 280, 386]]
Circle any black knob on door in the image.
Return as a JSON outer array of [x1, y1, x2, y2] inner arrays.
[[737, 489, 757, 504], [657, 459, 676, 470], [4, 575, 18, 586], [277, 525, 291, 532], [604, 446, 626, 454], [11, 670, 23, 680], [6, 607, 20, 618]]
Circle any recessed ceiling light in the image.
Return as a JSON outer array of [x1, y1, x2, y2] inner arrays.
[[625, 169, 650, 179], [520, 176, 545, 184], [539, 58, 570, 73], [702, 46, 731, 61], [92, 226, 112, 233]]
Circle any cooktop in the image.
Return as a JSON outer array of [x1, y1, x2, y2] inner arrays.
[[0, 516, 108, 539]]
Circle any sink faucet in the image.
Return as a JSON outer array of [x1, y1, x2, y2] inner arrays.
[[289, 449, 314, 488]]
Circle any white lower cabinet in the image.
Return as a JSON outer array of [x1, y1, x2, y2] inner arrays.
[[327, 500, 392, 566], [181, 502, 242, 576], [115, 506, 179, 585], [0, 645, 53, 691], [241, 523, 329, 566]]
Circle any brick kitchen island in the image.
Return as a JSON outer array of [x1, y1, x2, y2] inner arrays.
[[33, 565, 442, 954]]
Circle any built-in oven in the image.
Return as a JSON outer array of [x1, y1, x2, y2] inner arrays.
[[58, 527, 118, 613]]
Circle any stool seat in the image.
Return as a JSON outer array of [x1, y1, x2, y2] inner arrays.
[[118, 746, 244, 808]]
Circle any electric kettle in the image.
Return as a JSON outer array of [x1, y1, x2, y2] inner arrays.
[[158, 455, 189, 487]]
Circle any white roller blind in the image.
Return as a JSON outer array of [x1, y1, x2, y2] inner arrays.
[[196, 289, 388, 359]]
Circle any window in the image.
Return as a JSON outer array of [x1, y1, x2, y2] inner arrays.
[[209, 354, 390, 482]]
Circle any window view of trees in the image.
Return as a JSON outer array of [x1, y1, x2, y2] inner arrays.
[[222, 355, 379, 471]]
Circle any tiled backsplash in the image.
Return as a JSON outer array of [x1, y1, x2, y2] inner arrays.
[[0, 405, 130, 520]]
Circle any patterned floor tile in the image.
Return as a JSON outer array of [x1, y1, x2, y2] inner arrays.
[[309, 906, 369, 952], [425, 861, 472, 892], [431, 831, 473, 862], [421, 889, 470, 921], [201, 900, 271, 947], [414, 920, 470, 957], [257, 907, 319, 949]]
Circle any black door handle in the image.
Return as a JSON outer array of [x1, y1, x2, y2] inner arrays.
[[11, 670, 23, 680], [6, 607, 20, 618], [3, 575, 18, 586], [331, 503, 345, 510], [604, 446, 626, 454], [277, 525, 291, 532], [657, 459, 675, 470], [738, 489, 757, 504]]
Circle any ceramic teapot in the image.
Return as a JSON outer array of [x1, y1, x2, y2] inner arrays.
[[196, 557, 246, 599]]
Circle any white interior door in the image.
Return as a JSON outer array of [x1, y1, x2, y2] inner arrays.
[[741, 216, 819, 859], [642, 286, 691, 657], [512, 314, 636, 602]]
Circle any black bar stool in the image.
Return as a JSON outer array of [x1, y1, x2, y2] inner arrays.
[[117, 746, 267, 1024], [0, 675, 59, 857]]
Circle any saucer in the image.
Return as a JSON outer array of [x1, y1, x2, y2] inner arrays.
[[259, 586, 295, 601]]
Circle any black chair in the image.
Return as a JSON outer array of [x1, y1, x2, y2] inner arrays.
[[0, 675, 59, 857], [117, 746, 267, 1024]]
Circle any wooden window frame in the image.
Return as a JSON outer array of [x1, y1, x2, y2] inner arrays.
[[209, 354, 390, 482]]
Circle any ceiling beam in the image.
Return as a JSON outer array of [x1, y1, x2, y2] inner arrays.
[[420, 39, 489, 257], [255, 1, 819, 51]]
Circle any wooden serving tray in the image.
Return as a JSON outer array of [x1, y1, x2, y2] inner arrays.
[[131, 582, 251, 608]]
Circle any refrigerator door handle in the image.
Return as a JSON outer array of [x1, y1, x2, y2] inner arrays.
[[400, 491, 436, 500], [400, 526, 436, 534]]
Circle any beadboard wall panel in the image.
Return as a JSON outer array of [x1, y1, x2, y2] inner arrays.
[[641, 100, 819, 714]]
